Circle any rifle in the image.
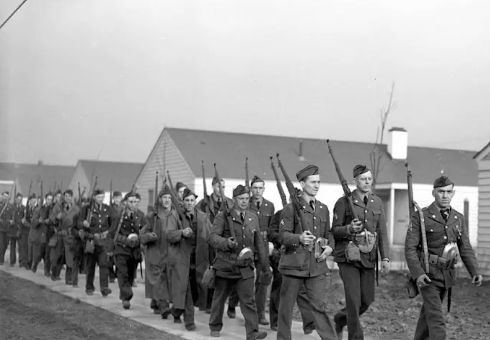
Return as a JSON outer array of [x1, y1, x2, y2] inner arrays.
[[85, 176, 98, 228], [202, 161, 212, 215], [167, 171, 175, 194], [165, 171, 185, 218], [40, 181, 44, 207], [245, 157, 250, 191], [270, 157, 287, 207], [326, 140, 359, 220], [275, 154, 309, 233], [109, 180, 113, 206], [60, 182, 63, 193], [25, 179, 33, 217], [77, 182, 82, 207], [214, 163, 236, 241]]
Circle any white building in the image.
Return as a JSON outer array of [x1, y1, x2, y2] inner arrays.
[[474, 142, 490, 277]]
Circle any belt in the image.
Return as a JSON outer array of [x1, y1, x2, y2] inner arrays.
[[88, 231, 108, 240], [58, 229, 70, 236], [115, 234, 140, 248], [427, 254, 456, 270]]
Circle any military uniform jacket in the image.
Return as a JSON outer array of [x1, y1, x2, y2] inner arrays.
[[77, 203, 114, 235], [208, 210, 268, 279], [331, 190, 389, 268], [23, 205, 37, 235], [196, 195, 234, 224], [278, 198, 334, 278], [0, 203, 14, 234], [405, 202, 478, 288], [249, 198, 275, 233], [30, 205, 50, 243], [49, 202, 80, 233], [107, 209, 146, 256], [10, 203, 24, 237]]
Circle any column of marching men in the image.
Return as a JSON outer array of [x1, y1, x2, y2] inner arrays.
[[0, 160, 483, 340]]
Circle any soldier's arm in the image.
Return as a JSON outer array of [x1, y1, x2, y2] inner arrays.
[[255, 223, 269, 269], [49, 204, 59, 224], [405, 211, 425, 280], [30, 208, 41, 229], [377, 204, 390, 259], [268, 210, 282, 244], [457, 215, 478, 277], [167, 213, 184, 244], [331, 198, 352, 239], [278, 203, 301, 246], [106, 213, 121, 253], [207, 212, 229, 251]]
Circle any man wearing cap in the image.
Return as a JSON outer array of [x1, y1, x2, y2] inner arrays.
[[175, 182, 188, 202], [30, 192, 54, 273], [405, 176, 482, 340], [166, 188, 212, 330], [0, 191, 14, 266], [49, 190, 80, 283], [331, 165, 390, 340], [140, 185, 175, 316], [277, 164, 336, 340], [107, 192, 146, 309], [8, 193, 24, 267], [71, 196, 90, 285], [197, 176, 234, 224], [106, 191, 122, 282], [22, 194, 38, 269], [268, 188, 315, 335], [76, 189, 114, 295]]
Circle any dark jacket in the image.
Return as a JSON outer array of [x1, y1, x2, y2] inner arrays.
[[77, 203, 114, 234], [278, 197, 333, 278], [249, 198, 275, 233], [107, 209, 146, 256], [405, 202, 478, 288], [331, 190, 390, 268], [196, 195, 234, 224]]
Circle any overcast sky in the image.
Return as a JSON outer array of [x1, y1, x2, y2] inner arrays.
[[1, 0, 489, 166]]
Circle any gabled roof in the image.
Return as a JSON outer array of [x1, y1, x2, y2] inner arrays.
[[77, 160, 143, 192], [474, 142, 490, 162], [166, 128, 478, 187], [0, 163, 74, 195]]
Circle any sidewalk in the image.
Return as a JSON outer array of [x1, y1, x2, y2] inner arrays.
[[0, 255, 376, 340]]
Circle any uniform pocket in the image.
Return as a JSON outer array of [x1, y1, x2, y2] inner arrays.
[[278, 249, 309, 271]]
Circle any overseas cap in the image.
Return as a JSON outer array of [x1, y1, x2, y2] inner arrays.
[[159, 185, 172, 197], [353, 164, 371, 178], [296, 165, 319, 182], [433, 176, 454, 188], [124, 192, 137, 200], [175, 182, 187, 192], [233, 185, 250, 197], [113, 191, 122, 198], [93, 189, 105, 196], [250, 175, 264, 186], [183, 188, 198, 200], [212, 176, 222, 185]]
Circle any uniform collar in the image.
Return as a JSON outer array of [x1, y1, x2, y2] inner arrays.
[[428, 202, 456, 224]]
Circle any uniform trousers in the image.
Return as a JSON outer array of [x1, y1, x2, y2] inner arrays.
[[71, 239, 84, 286], [414, 283, 448, 340], [85, 243, 109, 292], [49, 236, 65, 278], [172, 267, 197, 327], [18, 232, 29, 267], [31, 241, 45, 271], [335, 263, 375, 340], [0, 235, 17, 265], [277, 273, 337, 340], [210, 275, 261, 339], [114, 253, 139, 301]]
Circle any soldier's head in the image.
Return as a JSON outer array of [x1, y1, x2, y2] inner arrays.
[[113, 191, 122, 205], [63, 190, 73, 204], [15, 193, 23, 205], [1, 191, 9, 202], [296, 165, 320, 197], [124, 192, 138, 212], [159, 186, 172, 210], [175, 182, 187, 201], [432, 176, 455, 209], [45, 192, 53, 206], [353, 165, 373, 194], [251, 176, 265, 200], [54, 190, 62, 203], [28, 194, 37, 207], [212, 177, 225, 197], [93, 189, 105, 205], [182, 188, 198, 213], [233, 185, 250, 211]]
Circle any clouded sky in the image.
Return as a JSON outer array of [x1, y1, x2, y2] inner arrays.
[[1, 0, 489, 165]]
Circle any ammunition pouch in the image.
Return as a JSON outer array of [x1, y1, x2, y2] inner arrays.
[[425, 254, 456, 271], [314, 237, 328, 259], [88, 231, 109, 246], [202, 266, 216, 288], [85, 240, 95, 254], [48, 235, 58, 248], [354, 231, 377, 253], [345, 241, 361, 262]]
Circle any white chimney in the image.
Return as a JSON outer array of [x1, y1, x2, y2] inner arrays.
[[387, 127, 408, 160]]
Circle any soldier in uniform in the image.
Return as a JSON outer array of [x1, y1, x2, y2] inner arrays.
[[9, 193, 24, 267], [140, 186, 174, 317], [71, 196, 89, 287], [30, 192, 54, 273], [77, 189, 114, 296], [405, 176, 482, 340], [166, 188, 212, 330], [268, 190, 315, 334], [22, 194, 37, 269], [107, 192, 146, 309], [175, 182, 188, 201], [0, 191, 14, 266], [208, 184, 270, 340], [197, 177, 234, 224], [331, 165, 390, 340], [108, 191, 123, 282], [277, 165, 337, 340], [49, 190, 80, 283], [42, 192, 56, 277], [228, 175, 275, 324]]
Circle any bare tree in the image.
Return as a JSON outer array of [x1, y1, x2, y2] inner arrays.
[[369, 82, 396, 194]]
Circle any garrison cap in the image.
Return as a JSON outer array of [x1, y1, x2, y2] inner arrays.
[[296, 165, 319, 182], [182, 188, 198, 200], [159, 185, 172, 197], [233, 184, 250, 197], [15, 193, 23, 198], [135, 193, 141, 200], [212, 176, 222, 185], [124, 192, 137, 200], [175, 182, 187, 192], [45, 192, 53, 198], [93, 189, 105, 196], [55, 190, 62, 195], [28, 193, 37, 200], [353, 164, 371, 178], [250, 175, 264, 186], [433, 176, 454, 188], [2, 191, 9, 195], [113, 191, 122, 198], [64, 189, 74, 196]]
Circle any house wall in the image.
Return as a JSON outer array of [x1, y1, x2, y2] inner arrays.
[[135, 130, 195, 213], [477, 160, 490, 276], [67, 164, 91, 199]]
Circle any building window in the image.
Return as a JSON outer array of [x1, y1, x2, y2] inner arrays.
[[148, 189, 154, 207]]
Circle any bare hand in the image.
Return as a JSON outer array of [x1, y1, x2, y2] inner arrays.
[[299, 231, 316, 245], [317, 245, 333, 262], [227, 237, 238, 249], [472, 275, 483, 287], [57, 213, 63, 219], [82, 220, 90, 228], [349, 219, 363, 233], [416, 274, 432, 289], [39, 218, 44, 224], [380, 259, 390, 277], [21, 218, 26, 225], [182, 228, 193, 238]]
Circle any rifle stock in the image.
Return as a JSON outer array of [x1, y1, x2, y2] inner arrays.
[[40, 181, 44, 207], [214, 163, 236, 239], [245, 157, 250, 191], [110, 180, 113, 206], [202, 161, 211, 214], [270, 157, 287, 207]]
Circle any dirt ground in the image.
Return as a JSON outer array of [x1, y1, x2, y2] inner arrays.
[[0, 271, 181, 340], [291, 270, 490, 340]]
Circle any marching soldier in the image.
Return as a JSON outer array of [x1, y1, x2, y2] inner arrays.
[[207, 184, 270, 340], [49, 190, 80, 283], [331, 165, 390, 340], [30, 192, 54, 273], [10, 193, 24, 267], [43, 192, 56, 277], [23, 194, 37, 269], [71, 197, 90, 286], [175, 182, 188, 201], [140, 186, 174, 317], [277, 165, 336, 340], [166, 188, 211, 330], [77, 189, 114, 296], [107, 192, 146, 309], [0, 191, 14, 266], [268, 189, 315, 334], [405, 176, 482, 340], [197, 177, 234, 224], [108, 191, 123, 282]]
